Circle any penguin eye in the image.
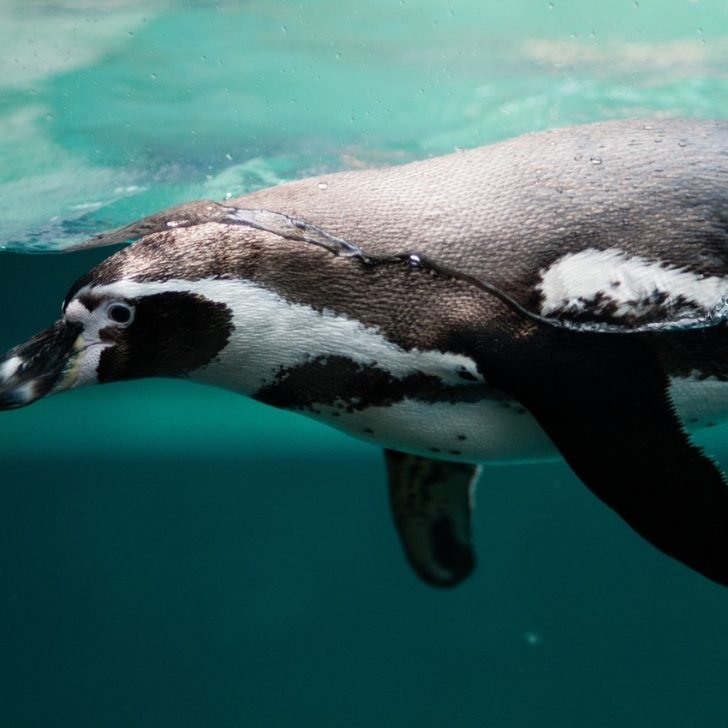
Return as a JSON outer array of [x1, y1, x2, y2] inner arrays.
[[106, 302, 134, 326]]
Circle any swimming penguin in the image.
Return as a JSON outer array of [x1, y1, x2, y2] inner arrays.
[[2, 118, 728, 588]]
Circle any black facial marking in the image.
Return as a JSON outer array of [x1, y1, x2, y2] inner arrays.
[[97, 292, 233, 382], [77, 293, 101, 312]]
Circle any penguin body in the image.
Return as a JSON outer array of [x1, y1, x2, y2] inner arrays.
[[2, 118, 728, 587]]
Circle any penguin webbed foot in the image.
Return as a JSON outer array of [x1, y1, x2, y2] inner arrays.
[[385, 449, 479, 587]]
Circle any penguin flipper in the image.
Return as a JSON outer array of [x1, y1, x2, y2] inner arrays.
[[384, 449, 479, 587], [484, 329, 728, 587]]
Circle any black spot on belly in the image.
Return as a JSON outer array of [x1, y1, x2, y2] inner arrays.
[[254, 354, 495, 412], [456, 434, 467, 441], [363, 427, 375, 434]]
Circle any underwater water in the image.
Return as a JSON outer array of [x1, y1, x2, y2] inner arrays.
[[1, 0, 728, 726]]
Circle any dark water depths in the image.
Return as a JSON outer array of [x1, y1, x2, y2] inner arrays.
[[1, 2, 728, 726]]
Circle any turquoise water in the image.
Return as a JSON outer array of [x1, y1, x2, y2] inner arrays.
[[1, 1, 728, 726]]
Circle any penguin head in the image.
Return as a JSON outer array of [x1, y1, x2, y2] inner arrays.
[[0, 245, 235, 410], [0, 217, 422, 411]]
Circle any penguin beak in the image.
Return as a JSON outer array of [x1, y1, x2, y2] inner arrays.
[[0, 320, 84, 410]]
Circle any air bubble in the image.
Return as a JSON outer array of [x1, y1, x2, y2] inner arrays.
[[709, 296, 728, 322]]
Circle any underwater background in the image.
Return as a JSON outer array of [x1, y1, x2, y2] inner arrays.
[[1, 1, 728, 726]]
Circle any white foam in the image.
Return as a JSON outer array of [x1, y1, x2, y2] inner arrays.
[[538, 248, 728, 320]]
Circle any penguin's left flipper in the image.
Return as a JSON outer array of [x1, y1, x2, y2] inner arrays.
[[385, 449, 480, 587], [484, 328, 728, 587]]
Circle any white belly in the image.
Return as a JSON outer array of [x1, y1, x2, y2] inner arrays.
[[309, 398, 556, 464], [303, 375, 728, 464]]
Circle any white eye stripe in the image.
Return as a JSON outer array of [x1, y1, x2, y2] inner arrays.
[[64, 299, 90, 322]]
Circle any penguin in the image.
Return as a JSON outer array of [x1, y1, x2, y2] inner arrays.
[[1, 118, 728, 588]]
